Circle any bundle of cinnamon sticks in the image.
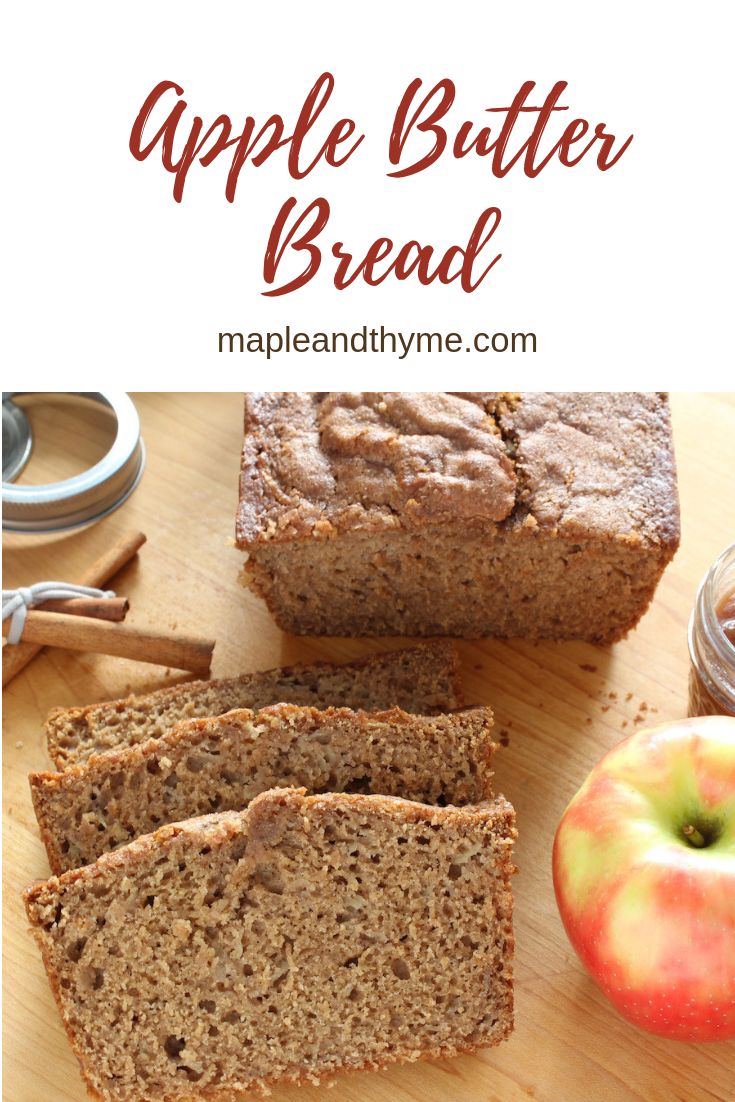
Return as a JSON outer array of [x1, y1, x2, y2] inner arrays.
[[2, 532, 215, 687]]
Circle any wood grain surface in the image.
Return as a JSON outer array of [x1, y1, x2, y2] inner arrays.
[[3, 392, 734, 1102]]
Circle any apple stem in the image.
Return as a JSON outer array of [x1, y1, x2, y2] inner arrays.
[[683, 824, 706, 847]]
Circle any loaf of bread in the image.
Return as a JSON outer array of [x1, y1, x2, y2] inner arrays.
[[236, 392, 680, 641], [24, 788, 515, 1101], [45, 641, 462, 770], [31, 704, 495, 873]]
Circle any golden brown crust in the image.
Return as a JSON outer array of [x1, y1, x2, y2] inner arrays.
[[237, 392, 680, 550], [502, 392, 680, 549], [237, 393, 517, 546]]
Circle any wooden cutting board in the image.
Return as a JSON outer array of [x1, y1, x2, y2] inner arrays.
[[3, 392, 734, 1102]]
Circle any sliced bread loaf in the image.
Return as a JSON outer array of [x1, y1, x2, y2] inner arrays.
[[24, 787, 515, 1101], [45, 641, 462, 770], [31, 705, 495, 874]]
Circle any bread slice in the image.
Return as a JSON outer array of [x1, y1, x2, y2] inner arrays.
[[31, 705, 495, 874], [45, 641, 463, 771], [24, 788, 515, 1101]]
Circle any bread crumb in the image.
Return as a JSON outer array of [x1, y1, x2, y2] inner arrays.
[[639, 702, 648, 712], [15, 740, 23, 749], [172, 919, 192, 941], [585, 718, 592, 725], [498, 730, 510, 747], [40, 706, 494, 871], [601, 705, 610, 713], [633, 713, 645, 724], [608, 692, 618, 700], [622, 720, 628, 728], [23, 787, 514, 1091], [579, 664, 597, 673], [473, 664, 483, 671], [625, 692, 633, 702]]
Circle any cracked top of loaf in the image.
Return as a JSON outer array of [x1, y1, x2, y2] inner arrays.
[[236, 392, 679, 549]]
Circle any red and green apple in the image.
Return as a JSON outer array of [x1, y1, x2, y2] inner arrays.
[[552, 715, 735, 1041]]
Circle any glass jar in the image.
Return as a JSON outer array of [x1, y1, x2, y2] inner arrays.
[[688, 542, 735, 716]]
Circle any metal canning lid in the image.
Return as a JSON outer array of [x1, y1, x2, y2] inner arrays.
[[2, 397, 33, 482], [2, 392, 146, 533]]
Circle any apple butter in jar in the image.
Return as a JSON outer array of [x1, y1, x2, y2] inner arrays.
[[688, 543, 735, 716]]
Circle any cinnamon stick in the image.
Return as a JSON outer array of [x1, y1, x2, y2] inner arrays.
[[2, 610, 214, 677], [2, 530, 146, 687], [40, 596, 129, 622]]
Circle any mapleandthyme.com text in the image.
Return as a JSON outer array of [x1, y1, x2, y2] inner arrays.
[[218, 326, 537, 360]]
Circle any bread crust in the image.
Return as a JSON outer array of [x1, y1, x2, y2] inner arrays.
[[237, 393, 679, 550], [237, 392, 518, 545]]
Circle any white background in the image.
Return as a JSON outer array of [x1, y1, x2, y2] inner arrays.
[[3, 1, 733, 387]]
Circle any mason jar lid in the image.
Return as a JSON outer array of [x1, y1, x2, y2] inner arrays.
[[2, 397, 33, 482], [2, 392, 145, 533]]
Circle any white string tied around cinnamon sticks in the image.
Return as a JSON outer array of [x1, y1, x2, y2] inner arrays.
[[2, 583, 116, 645]]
